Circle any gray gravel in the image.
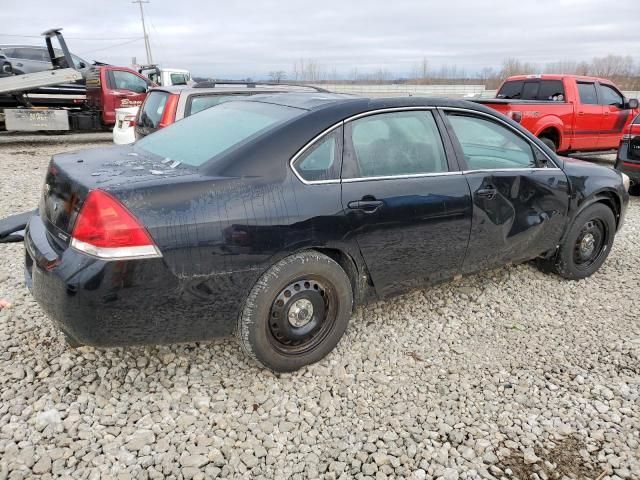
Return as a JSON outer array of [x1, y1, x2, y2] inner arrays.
[[0, 135, 638, 480]]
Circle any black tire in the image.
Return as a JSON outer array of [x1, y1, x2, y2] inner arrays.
[[237, 251, 353, 372], [629, 183, 640, 196], [537, 203, 616, 280], [539, 137, 557, 153]]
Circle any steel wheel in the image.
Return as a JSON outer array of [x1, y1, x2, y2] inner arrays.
[[572, 218, 607, 271], [267, 277, 337, 356]]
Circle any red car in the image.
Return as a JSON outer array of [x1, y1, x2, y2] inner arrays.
[[615, 114, 640, 195], [475, 74, 639, 154]]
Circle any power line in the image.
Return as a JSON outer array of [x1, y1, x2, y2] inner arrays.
[[0, 34, 142, 41], [78, 37, 145, 55]]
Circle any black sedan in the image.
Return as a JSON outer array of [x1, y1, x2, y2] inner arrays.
[[24, 94, 629, 372]]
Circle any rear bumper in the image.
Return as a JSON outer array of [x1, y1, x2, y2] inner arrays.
[[615, 140, 640, 183], [24, 214, 240, 347]]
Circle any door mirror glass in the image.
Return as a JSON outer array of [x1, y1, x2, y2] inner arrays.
[[627, 98, 639, 109]]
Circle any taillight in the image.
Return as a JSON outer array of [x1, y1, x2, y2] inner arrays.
[[71, 190, 161, 260], [158, 93, 179, 128], [506, 111, 522, 123], [124, 114, 136, 126]]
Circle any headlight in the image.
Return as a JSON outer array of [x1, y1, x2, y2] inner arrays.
[[621, 172, 630, 192]]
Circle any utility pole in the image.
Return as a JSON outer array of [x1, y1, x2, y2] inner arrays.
[[132, 0, 153, 64]]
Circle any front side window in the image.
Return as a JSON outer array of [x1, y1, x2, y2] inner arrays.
[[600, 84, 624, 108], [577, 82, 598, 105], [292, 128, 342, 182], [188, 94, 251, 116], [135, 100, 304, 167], [111, 70, 149, 93], [344, 111, 448, 178], [446, 113, 537, 170]]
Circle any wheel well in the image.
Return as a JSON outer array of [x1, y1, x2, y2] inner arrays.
[[592, 192, 621, 227], [538, 127, 560, 148], [310, 247, 372, 306]]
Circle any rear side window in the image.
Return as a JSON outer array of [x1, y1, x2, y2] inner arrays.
[[497, 80, 524, 99], [138, 91, 170, 129], [577, 82, 598, 105], [135, 100, 303, 167], [170, 73, 189, 85], [187, 94, 251, 116], [599, 84, 624, 108], [344, 111, 448, 178], [292, 128, 342, 182]]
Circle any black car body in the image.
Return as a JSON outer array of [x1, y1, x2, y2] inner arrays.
[[24, 94, 629, 371], [615, 113, 640, 194]]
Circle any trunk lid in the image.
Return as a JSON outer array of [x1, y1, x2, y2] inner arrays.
[[39, 145, 200, 243]]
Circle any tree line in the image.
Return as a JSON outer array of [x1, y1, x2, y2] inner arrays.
[[268, 55, 640, 90]]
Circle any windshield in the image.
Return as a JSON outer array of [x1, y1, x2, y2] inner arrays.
[[134, 100, 304, 167]]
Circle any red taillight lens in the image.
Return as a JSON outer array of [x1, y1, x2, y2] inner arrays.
[[71, 190, 161, 260], [158, 93, 179, 128]]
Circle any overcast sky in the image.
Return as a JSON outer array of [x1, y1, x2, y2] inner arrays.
[[1, 0, 639, 79]]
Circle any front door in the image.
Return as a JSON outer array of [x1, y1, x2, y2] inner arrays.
[[105, 69, 150, 124], [598, 83, 634, 150], [572, 81, 604, 151], [442, 110, 569, 273], [341, 109, 472, 297]]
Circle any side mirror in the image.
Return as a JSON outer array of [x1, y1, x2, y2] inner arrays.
[[627, 98, 639, 109]]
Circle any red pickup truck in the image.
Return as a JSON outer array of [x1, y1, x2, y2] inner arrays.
[[474, 74, 639, 154]]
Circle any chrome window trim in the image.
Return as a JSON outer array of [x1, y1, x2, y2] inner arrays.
[[289, 122, 343, 185], [342, 171, 462, 183], [462, 167, 562, 174], [439, 106, 559, 168], [290, 107, 439, 185]]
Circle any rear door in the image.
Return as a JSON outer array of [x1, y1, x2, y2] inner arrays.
[[598, 83, 633, 150], [340, 109, 472, 297], [442, 109, 569, 273], [573, 81, 604, 150]]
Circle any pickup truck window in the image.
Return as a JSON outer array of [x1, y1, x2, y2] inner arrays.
[[498, 80, 565, 101], [111, 70, 149, 94], [600, 84, 624, 108], [447, 113, 536, 170], [577, 82, 598, 105]]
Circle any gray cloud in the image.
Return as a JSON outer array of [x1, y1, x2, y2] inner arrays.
[[1, 0, 639, 78]]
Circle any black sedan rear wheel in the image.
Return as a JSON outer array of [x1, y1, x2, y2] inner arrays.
[[537, 203, 616, 280], [238, 251, 353, 372]]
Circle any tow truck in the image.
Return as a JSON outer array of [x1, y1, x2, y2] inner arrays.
[[0, 28, 154, 132]]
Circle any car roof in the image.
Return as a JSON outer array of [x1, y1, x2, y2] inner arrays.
[[149, 84, 335, 96], [242, 92, 496, 114]]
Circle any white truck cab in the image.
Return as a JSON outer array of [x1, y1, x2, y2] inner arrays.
[[136, 65, 192, 86]]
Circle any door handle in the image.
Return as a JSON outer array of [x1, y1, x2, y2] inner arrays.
[[604, 111, 610, 116], [16, 62, 23, 67], [577, 111, 585, 116], [476, 187, 497, 199], [347, 199, 384, 213]]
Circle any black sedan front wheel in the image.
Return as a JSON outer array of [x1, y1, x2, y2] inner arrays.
[[238, 251, 353, 372], [537, 203, 616, 280]]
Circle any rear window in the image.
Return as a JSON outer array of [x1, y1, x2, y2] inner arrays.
[[138, 91, 170, 130], [134, 100, 303, 167], [498, 80, 565, 101], [497, 80, 524, 99], [187, 94, 251, 116]]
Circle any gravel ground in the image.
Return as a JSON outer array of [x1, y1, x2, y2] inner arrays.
[[0, 135, 638, 480]]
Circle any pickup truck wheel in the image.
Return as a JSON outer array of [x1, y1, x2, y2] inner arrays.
[[539, 137, 557, 153], [537, 203, 615, 280], [628, 183, 640, 196], [237, 251, 353, 372]]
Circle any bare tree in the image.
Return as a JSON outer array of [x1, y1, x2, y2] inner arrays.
[[268, 71, 287, 83]]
